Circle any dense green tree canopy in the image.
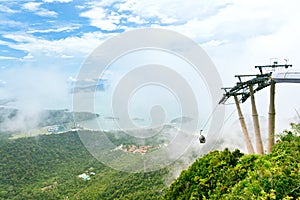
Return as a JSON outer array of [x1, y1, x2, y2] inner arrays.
[[1, 123, 299, 199], [0, 131, 167, 199], [163, 123, 300, 200]]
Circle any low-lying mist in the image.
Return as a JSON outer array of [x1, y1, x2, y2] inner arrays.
[[0, 66, 70, 132]]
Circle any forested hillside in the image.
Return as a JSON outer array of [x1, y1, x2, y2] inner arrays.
[[163, 123, 300, 200], [0, 131, 168, 199], [1, 123, 299, 199]]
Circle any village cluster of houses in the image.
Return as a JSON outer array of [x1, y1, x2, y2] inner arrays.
[[113, 144, 152, 153]]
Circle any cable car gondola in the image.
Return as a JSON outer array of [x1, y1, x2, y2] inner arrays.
[[199, 130, 206, 143]]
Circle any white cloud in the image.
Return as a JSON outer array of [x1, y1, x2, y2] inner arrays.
[[0, 79, 6, 85], [111, 0, 300, 125], [75, 5, 86, 10], [68, 76, 76, 82], [0, 5, 18, 13], [27, 26, 80, 34], [118, 0, 230, 24], [61, 54, 74, 59], [4, 0, 300, 64], [1, 0, 300, 129], [80, 4, 121, 31], [1, 31, 115, 60], [0, 19, 23, 28], [43, 0, 73, 3], [0, 56, 18, 60], [0, 67, 71, 131], [21, 53, 34, 61], [79, 0, 230, 30], [23, 2, 42, 11], [149, 1, 284, 44], [127, 15, 145, 24], [202, 39, 228, 47], [22, 2, 57, 17], [36, 10, 57, 17], [199, 0, 300, 124], [4, 67, 69, 109]]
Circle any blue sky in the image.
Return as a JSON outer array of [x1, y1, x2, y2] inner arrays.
[[1, 0, 300, 132], [0, 0, 275, 68]]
